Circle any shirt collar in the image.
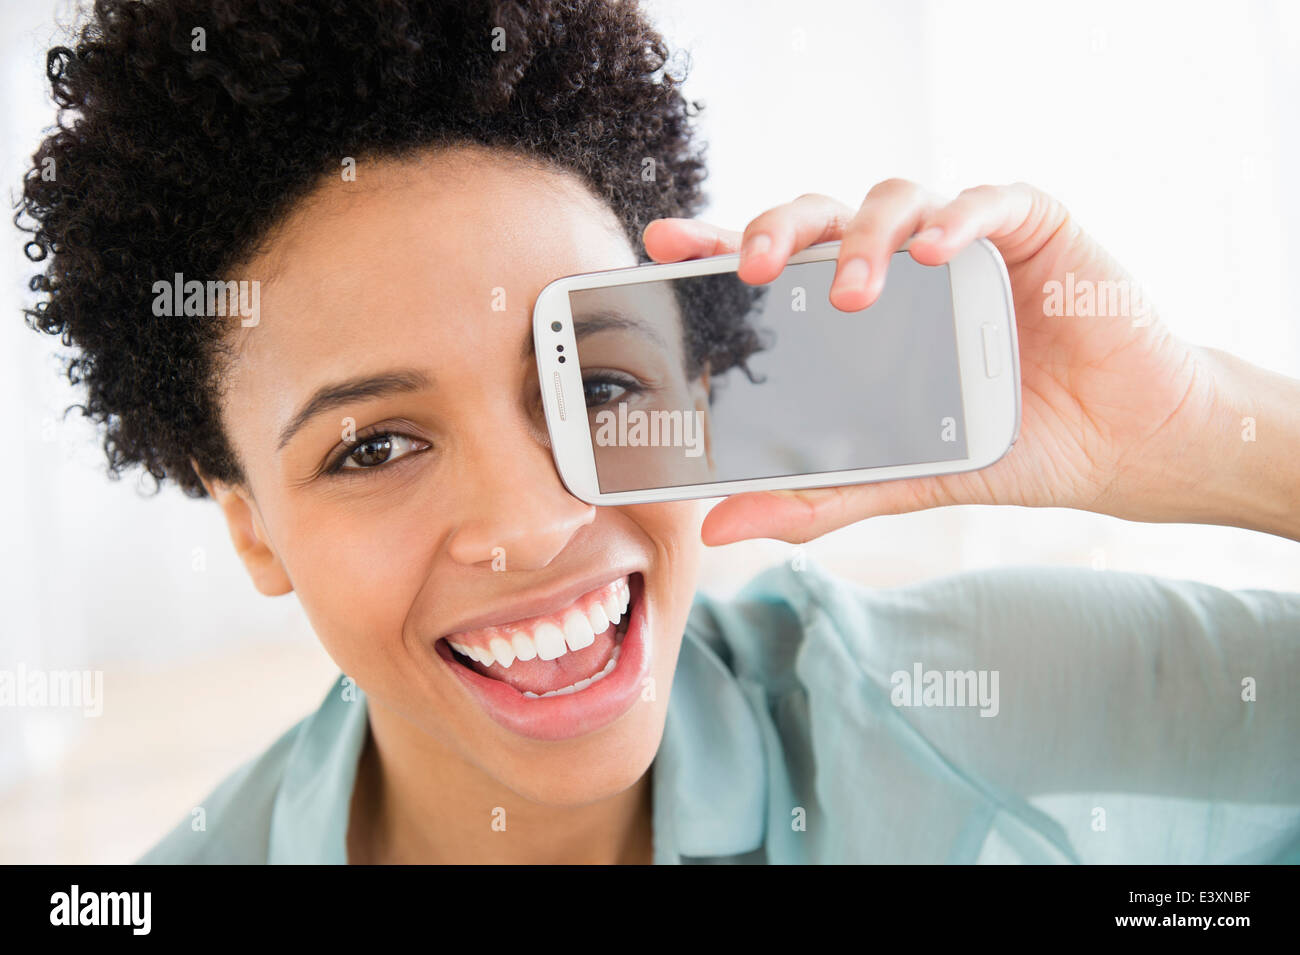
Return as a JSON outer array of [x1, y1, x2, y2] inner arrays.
[[651, 619, 769, 863], [267, 675, 369, 864]]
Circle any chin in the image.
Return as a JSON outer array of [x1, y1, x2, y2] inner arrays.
[[487, 711, 669, 807]]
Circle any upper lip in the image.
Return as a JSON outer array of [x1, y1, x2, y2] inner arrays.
[[433, 567, 641, 643]]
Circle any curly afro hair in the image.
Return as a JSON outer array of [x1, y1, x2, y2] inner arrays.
[[17, 0, 766, 496]]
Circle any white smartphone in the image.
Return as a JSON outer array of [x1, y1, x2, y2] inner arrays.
[[532, 239, 1019, 505]]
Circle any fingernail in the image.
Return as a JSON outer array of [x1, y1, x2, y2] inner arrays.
[[914, 227, 944, 244], [740, 232, 771, 263], [832, 256, 870, 294]]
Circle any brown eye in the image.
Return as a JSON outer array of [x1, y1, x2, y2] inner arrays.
[[348, 435, 392, 468], [339, 433, 426, 471], [582, 372, 641, 409]]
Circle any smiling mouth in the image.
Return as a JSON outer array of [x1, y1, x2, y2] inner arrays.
[[437, 574, 638, 698]]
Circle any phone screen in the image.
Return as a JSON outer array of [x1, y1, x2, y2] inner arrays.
[[567, 253, 968, 493]]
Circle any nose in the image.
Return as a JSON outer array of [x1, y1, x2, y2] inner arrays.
[[445, 417, 596, 572]]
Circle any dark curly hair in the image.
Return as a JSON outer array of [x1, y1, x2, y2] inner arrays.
[[17, 0, 766, 496]]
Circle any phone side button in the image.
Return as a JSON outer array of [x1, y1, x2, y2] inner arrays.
[[980, 323, 1003, 378]]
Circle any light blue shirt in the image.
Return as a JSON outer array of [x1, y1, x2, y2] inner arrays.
[[139, 561, 1300, 863]]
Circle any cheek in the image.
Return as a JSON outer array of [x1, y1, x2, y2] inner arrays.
[[630, 499, 706, 602], [647, 498, 707, 536], [629, 501, 705, 717], [268, 494, 441, 668]]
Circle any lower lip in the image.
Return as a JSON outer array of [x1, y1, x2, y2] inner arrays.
[[436, 577, 651, 742]]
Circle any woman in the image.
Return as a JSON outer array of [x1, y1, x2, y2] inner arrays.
[[18, 0, 1299, 864]]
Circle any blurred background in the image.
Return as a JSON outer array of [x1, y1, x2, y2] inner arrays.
[[2, 0, 1297, 862]]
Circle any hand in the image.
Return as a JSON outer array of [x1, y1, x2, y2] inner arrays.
[[643, 179, 1260, 545]]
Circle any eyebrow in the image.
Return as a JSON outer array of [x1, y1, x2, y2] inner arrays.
[[541, 308, 669, 357], [276, 369, 431, 451]]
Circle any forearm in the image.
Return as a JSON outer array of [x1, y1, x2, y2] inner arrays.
[[876, 566, 1300, 801], [1188, 346, 1300, 542]]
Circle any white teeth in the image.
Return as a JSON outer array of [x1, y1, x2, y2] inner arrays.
[[453, 642, 487, 665], [449, 577, 633, 669], [602, 593, 622, 626], [489, 636, 516, 668], [562, 610, 596, 652], [512, 632, 537, 662], [605, 583, 630, 623], [533, 622, 567, 661]]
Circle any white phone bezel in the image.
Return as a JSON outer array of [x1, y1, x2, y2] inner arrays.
[[533, 239, 1020, 505]]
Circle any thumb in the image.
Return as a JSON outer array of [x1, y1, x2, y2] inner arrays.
[[701, 481, 946, 546]]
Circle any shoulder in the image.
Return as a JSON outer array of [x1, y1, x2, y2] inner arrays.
[[136, 676, 358, 864], [135, 724, 301, 864]]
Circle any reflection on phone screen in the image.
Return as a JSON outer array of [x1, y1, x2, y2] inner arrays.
[[568, 253, 968, 493]]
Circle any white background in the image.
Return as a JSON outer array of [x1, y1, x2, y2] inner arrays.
[[1, 0, 1297, 861]]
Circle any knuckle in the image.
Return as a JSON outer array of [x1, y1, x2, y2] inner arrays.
[[867, 177, 918, 198], [743, 211, 779, 235], [821, 210, 853, 237], [792, 191, 835, 208], [1009, 180, 1070, 226]]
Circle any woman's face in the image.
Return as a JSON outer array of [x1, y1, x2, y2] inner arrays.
[[211, 148, 708, 804]]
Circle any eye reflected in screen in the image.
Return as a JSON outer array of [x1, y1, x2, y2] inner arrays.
[[568, 254, 968, 494]]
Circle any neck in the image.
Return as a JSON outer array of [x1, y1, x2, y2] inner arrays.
[[348, 701, 654, 865]]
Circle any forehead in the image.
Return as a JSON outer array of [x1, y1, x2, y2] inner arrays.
[[222, 148, 638, 420], [247, 148, 635, 320]]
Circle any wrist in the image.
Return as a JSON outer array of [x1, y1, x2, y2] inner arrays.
[[1190, 346, 1300, 541]]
